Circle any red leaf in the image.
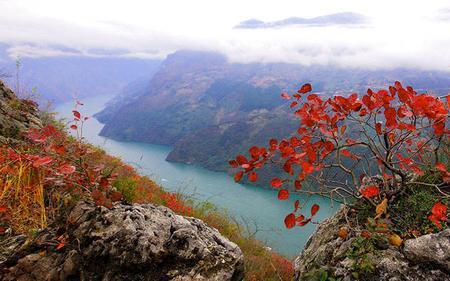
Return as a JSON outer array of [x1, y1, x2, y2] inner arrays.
[[33, 156, 53, 168], [290, 101, 298, 108], [269, 139, 278, 149], [398, 88, 411, 103], [298, 218, 312, 226], [236, 155, 248, 165], [429, 214, 443, 229], [51, 144, 66, 155], [301, 162, 314, 174], [228, 160, 239, 168], [278, 189, 289, 200], [283, 162, 293, 174], [296, 214, 305, 222], [234, 171, 244, 182], [410, 165, 424, 176], [362, 95, 376, 111], [0, 205, 7, 213], [384, 107, 397, 128], [249, 146, 260, 159], [70, 124, 78, 130], [341, 150, 351, 157], [56, 242, 65, 250], [436, 163, 447, 172], [298, 83, 312, 94], [99, 177, 109, 189], [110, 191, 123, 202], [294, 180, 302, 190], [429, 202, 447, 229], [311, 204, 320, 216], [324, 141, 335, 153], [284, 213, 296, 229], [72, 110, 81, 119], [248, 171, 258, 182], [59, 164, 76, 175], [375, 122, 382, 135], [271, 178, 283, 188], [431, 202, 447, 220], [360, 185, 380, 198]]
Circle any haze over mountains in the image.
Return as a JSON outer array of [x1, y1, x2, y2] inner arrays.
[[96, 49, 450, 178], [0, 44, 161, 104]]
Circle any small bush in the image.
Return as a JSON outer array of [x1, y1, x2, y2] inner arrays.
[[112, 176, 138, 203]]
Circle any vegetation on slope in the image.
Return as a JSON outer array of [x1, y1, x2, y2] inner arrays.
[[0, 91, 293, 280]]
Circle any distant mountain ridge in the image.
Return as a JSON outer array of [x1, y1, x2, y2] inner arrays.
[[96, 49, 450, 179], [235, 12, 368, 29], [0, 44, 161, 104]]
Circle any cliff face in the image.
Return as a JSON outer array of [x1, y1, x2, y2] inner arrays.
[[294, 207, 450, 281]]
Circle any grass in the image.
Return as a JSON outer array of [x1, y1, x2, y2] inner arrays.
[[0, 157, 48, 233]]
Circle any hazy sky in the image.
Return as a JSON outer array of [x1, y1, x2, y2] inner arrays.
[[0, 0, 449, 71]]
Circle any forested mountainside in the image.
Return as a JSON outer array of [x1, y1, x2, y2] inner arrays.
[[97, 49, 450, 178], [0, 44, 161, 104]]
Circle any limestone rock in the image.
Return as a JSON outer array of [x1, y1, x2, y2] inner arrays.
[[294, 206, 450, 281], [0, 80, 42, 143], [1, 201, 244, 281], [404, 229, 450, 272]]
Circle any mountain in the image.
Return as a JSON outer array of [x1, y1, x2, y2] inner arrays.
[[96, 50, 450, 176], [234, 12, 368, 29], [0, 44, 161, 104]]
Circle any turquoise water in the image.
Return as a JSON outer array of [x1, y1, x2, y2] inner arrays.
[[56, 96, 337, 259]]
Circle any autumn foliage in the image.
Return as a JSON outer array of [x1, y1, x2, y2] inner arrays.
[[231, 82, 449, 234]]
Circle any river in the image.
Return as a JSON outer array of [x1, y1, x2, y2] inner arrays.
[[55, 95, 337, 259]]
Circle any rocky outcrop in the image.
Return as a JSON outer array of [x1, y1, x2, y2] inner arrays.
[[0, 80, 42, 143], [404, 229, 450, 272], [0, 201, 244, 281], [294, 207, 450, 281]]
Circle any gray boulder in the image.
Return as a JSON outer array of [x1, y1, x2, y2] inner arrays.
[[404, 229, 450, 272], [294, 206, 450, 281], [1, 201, 244, 281]]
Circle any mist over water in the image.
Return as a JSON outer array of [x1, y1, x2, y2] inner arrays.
[[56, 95, 337, 258]]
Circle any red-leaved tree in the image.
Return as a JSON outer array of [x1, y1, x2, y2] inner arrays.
[[230, 82, 449, 230]]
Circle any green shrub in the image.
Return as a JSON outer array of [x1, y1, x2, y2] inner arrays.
[[112, 176, 138, 203]]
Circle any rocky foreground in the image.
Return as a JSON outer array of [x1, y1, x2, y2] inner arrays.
[[0, 201, 244, 281], [294, 207, 450, 281]]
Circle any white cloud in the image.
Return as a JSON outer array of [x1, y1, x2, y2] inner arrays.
[[0, 0, 449, 71]]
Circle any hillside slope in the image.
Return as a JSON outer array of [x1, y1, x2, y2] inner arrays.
[[0, 80, 293, 280]]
